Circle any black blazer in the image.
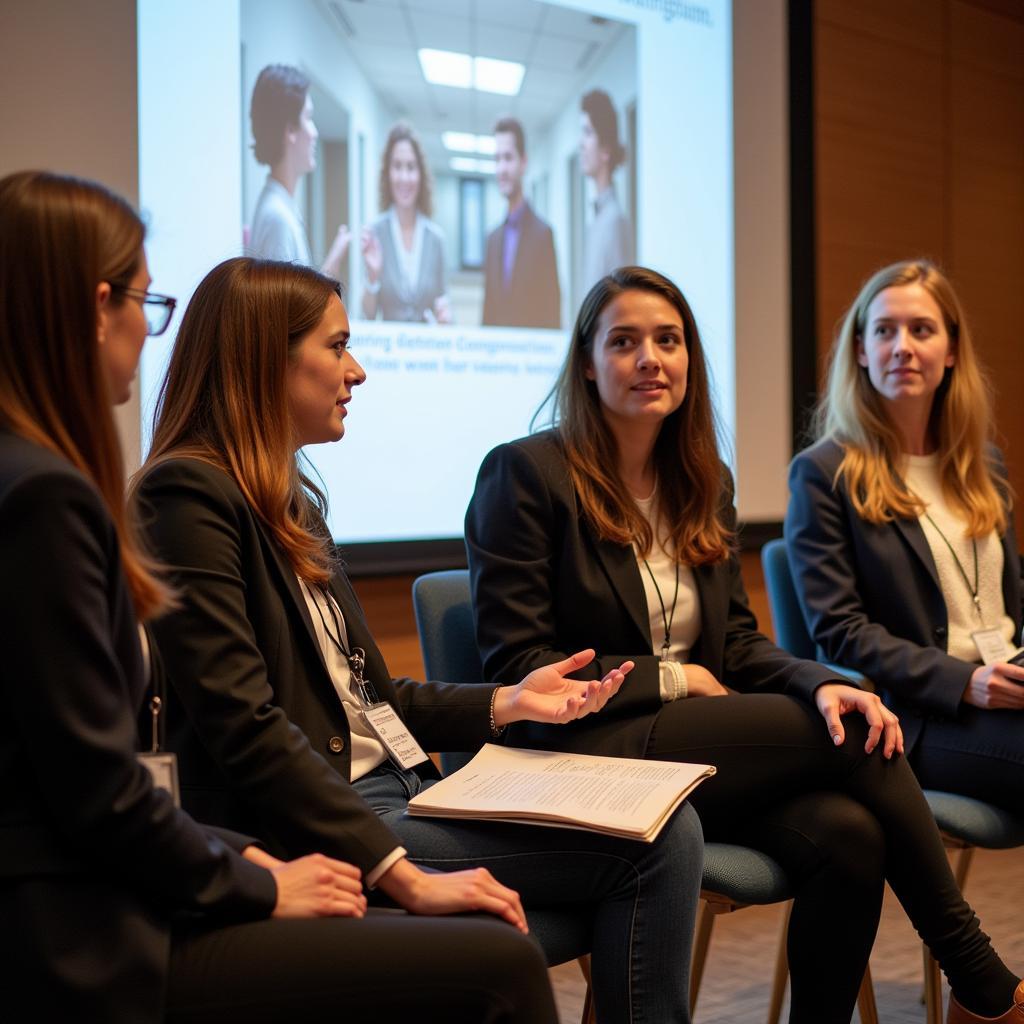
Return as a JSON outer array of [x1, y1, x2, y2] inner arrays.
[[785, 438, 1023, 750], [465, 431, 840, 757], [0, 433, 274, 1022], [482, 201, 561, 329], [136, 457, 496, 875]]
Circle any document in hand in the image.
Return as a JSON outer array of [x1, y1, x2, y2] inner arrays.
[[407, 744, 716, 842]]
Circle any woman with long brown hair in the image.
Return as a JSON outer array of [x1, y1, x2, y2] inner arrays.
[[0, 169, 563, 1024], [135, 255, 705, 1024], [360, 121, 450, 323], [785, 260, 1023, 1016], [466, 265, 1023, 1022]]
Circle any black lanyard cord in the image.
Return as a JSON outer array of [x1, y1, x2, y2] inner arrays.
[[305, 581, 380, 704], [642, 557, 681, 661]]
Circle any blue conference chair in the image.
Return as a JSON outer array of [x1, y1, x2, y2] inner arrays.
[[412, 569, 869, 1021], [761, 537, 1024, 1023]]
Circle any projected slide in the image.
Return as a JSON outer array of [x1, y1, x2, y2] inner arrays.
[[138, 0, 732, 548]]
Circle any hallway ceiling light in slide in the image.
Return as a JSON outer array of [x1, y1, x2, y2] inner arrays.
[[418, 48, 525, 96]]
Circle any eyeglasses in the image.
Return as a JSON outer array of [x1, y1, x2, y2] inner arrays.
[[111, 284, 177, 337]]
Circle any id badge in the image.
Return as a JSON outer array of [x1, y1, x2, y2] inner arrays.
[[971, 627, 1011, 666], [137, 751, 181, 807], [362, 703, 429, 770]]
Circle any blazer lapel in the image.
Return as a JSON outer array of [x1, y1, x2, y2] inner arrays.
[[999, 526, 1022, 633], [254, 522, 335, 683], [589, 532, 654, 652], [688, 563, 724, 675], [892, 516, 942, 591]]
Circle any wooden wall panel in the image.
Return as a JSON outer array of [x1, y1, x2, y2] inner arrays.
[[814, 0, 1024, 498], [947, 1, 1024, 500]]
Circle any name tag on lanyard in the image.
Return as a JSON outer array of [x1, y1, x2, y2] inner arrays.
[[349, 647, 428, 770], [971, 627, 1011, 666], [362, 702, 429, 770]]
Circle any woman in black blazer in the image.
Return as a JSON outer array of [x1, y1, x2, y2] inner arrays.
[[466, 266, 1023, 1022], [136, 256, 705, 1024], [786, 260, 1023, 817], [0, 170, 560, 1024]]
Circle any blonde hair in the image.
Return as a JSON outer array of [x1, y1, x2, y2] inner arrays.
[[815, 259, 1007, 535], [0, 171, 170, 619], [541, 266, 732, 565], [144, 258, 341, 585]]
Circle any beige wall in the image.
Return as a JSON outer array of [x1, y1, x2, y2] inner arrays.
[[814, 0, 1024, 499], [0, 0, 141, 466]]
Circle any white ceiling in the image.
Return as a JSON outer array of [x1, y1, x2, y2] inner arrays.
[[315, 0, 631, 170]]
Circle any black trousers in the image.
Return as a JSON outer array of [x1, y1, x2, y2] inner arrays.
[[645, 692, 1017, 1024], [166, 911, 557, 1024], [909, 703, 1024, 814], [0, 875, 557, 1024]]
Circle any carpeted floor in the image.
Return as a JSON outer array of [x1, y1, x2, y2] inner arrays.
[[550, 845, 1024, 1023]]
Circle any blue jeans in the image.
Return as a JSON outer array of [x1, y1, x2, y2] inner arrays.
[[354, 762, 703, 1024]]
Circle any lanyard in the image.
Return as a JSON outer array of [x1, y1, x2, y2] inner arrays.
[[642, 558, 680, 661], [307, 582, 381, 706], [923, 512, 981, 620]]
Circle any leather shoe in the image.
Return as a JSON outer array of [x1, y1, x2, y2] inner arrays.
[[947, 981, 1024, 1023]]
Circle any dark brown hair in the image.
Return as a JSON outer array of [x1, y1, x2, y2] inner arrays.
[[581, 89, 626, 171], [494, 116, 526, 158], [542, 266, 731, 564], [251, 64, 310, 166], [0, 170, 169, 618], [144, 257, 342, 585]]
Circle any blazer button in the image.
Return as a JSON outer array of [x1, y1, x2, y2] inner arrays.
[[327, 736, 345, 754]]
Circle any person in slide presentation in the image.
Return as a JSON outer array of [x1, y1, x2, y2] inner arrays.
[[466, 265, 1024, 1024], [482, 117, 561, 329], [360, 123, 450, 323], [248, 64, 350, 278], [0, 169, 561, 1024], [580, 90, 632, 293], [786, 259, 1024, 818]]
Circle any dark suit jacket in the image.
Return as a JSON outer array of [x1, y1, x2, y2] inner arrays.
[[482, 201, 561, 329], [0, 432, 274, 1023], [136, 457, 495, 874], [464, 431, 840, 757], [785, 438, 1023, 750]]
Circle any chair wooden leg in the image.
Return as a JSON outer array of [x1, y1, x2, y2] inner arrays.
[[689, 901, 716, 1015], [953, 845, 975, 891], [578, 955, 596, 1024], [766, 901, 792, 1024], [857, 963, 879, 1024], [923, 947, 944, 1024]]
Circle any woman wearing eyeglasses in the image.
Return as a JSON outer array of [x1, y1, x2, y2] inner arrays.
[[0, 169, 561, 1024]]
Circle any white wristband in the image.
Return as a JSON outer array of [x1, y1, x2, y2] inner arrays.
[[659, 660, 688, 702]]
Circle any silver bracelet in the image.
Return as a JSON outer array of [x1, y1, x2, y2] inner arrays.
[[489, 686, 506, 737]]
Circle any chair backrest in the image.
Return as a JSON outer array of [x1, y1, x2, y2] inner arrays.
[[760, 538, 816, 660], [411, 569, 482, 774]]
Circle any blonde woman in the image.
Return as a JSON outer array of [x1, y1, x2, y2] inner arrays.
[[786, 259, 1023, 1021]]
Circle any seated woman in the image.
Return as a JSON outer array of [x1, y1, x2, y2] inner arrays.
[[360, 122, 450, 323], [135, 256, 704, 1024], [465, 265, 1024, 1024], [786, 259, 1023, 816], [0, 169, 558, 1024]]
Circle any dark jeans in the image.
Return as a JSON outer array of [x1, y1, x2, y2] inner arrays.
[[910, 703, 1024, 814], [355, 761, 704, 1024], [645, 692, 1017, 1023]]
